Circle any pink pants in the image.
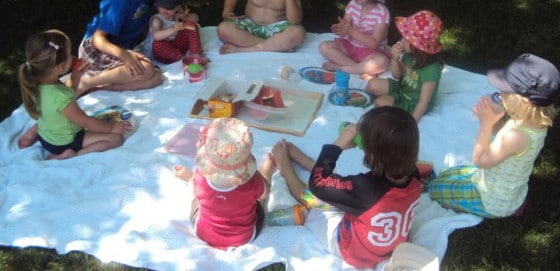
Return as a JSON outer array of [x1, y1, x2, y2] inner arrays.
[[335, 38, 390, 62], [152, 26, 202, 64]]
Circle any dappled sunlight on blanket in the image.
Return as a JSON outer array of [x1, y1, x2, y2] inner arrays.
[[0, 27, 488, 270]]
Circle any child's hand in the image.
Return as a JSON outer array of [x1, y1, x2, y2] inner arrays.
[[473, 96, 505, 127], [334, 122, 358, 150], [391, 41, 405, 59], [331, 17, 351, 37], [111, 121, 133, 135], [173, 22, 188, 31], [122, 51, 147, 76], [173, 165, 193, 182]]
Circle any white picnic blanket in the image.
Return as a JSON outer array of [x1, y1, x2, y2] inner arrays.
[[0, 27, 485, 270]]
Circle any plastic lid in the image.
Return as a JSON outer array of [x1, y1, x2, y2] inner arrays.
[[187, 63, 203, 73], [490, 92, 503, 105]]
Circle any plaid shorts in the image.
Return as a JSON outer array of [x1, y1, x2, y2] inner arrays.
[[232, 17, 289, 39], [427, 165, 496, 218], [78, 38, 123, 74]]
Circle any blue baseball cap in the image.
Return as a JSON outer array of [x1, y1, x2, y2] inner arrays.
[[488, 53, 560, 107]]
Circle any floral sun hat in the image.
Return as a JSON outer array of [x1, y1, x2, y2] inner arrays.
[[194, 118, 257, 189], [395, 10, 444, 55]]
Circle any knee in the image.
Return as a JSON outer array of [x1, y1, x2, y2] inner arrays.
[[217, 22, 235, 40], [374, 95, 394, 107], [140, 63, 164, 88], [319, 41, 330, 55], [111, 134, 125, 147], [290, 25, 306, 44]]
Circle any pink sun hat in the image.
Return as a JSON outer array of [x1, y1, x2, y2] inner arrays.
[[395, 10, 444, 55], [194, 118, 257, 189]]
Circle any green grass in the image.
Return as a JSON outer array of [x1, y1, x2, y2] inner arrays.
[[1, 0, 559, 270]]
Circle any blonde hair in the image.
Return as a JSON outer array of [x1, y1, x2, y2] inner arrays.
[[18, 29, 71, 119], [501, 92, 558, 127]]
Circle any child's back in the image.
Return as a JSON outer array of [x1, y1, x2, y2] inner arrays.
[[307, 106, 422, 268]]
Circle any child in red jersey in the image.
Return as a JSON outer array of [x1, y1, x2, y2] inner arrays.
[[270, 106, 423, 269]]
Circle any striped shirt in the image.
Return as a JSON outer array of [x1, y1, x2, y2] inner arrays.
[[345, 0, 390, 48]]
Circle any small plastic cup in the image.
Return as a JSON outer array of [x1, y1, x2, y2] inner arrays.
[[267, 204, 307, 226], [339, 121, 363, 149], [186, 62, 205, 83]]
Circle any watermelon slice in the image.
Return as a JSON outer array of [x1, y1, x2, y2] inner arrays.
[[323, 72, 335, 84], [271, 89, 285, 108], [253, 86, 274, 106], [183, 21, 196, 31]]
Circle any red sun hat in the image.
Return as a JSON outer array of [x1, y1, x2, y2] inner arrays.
[[194, 118, 257, 189], [395, 10, 444, 55]]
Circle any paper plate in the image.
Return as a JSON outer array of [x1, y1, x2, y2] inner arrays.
[[328, 88, 374, 107], [299, 67, 335, 84]]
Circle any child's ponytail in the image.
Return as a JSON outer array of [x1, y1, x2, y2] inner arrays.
[[18, 29, 71, 119], [18, 62, 40, 119]]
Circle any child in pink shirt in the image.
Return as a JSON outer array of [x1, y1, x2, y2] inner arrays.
[[320, 0, 390, 76]]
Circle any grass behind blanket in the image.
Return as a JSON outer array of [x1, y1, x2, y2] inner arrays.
[[1, 1, 559, 270]]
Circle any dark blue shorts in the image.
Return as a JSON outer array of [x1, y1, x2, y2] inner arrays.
[[38, 129, 85, 155]]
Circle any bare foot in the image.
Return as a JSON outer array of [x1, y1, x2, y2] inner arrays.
[[321, 61, 339, 71], [173, 165, 193, 181], [360, 73, 376, 82], [271, 140, 293, 177], [220, 43, 263, 54], [18, 125, 39, 149], [220, 44, 243, 54], [260, 152, 277, 180], [47, 149, 76, 160]]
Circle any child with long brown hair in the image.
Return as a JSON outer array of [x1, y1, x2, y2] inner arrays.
[[18, 29, 131, 159], [268, 106, 423, 269], [365, 10, 444, 122]]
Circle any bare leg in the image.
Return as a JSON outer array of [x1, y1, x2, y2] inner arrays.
[[319, 41, 355, 68], [18, 124, 39, 149], [285, 141, 315, 171], [341, 53, 389, 76], [76, 60, 163, 96], [217, 21, 264, 48], [47, 149, 76, 160], [218, 23, 305, 54], [257, 152, 276, 208], [365, 77, 390, 96], [272, 140, 308, 204], [374, 95, 395, 107], [72, 131, 124, 158], [320, 41, 389, 76], [260, 152, 277, 183], [173, 165, 193, 182], [321, 61, 339, 72]]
